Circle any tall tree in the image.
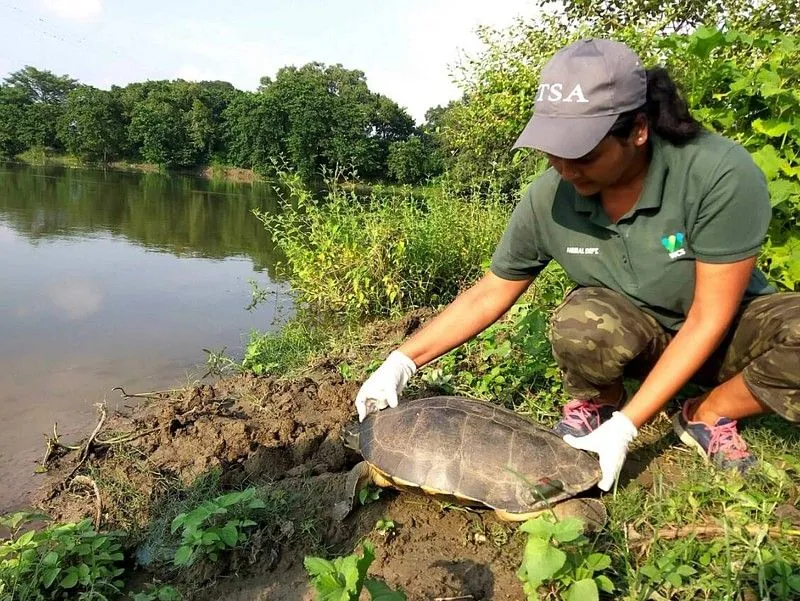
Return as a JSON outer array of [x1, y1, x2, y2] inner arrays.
[[57, 85, 125, 162]]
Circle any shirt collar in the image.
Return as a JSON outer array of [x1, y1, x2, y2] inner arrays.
[[570, 133, 669, 221]]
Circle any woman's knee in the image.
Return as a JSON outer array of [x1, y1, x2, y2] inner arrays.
[[548, 287, 650, 362]]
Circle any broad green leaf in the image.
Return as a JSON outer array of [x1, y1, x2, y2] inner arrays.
[[519, 517, 554, 539], [566, 578, 599, 601], [42, 551, 59, 566], [521, 537, 566, 588], [364, 578, 407, 601], [15, 530, 35, 546], [219, 524, 239, 547], [202, 532, 221, 545], [551, 517, 584, 543], [584, 552, 611, 571], [751, 145, 784, 180], [173, 545, 194, 566], [666, 572, 683, 588], [595, 574, 615, 593], [60, 569, 79, 589], [676, 565, 697, 576], [355, 540, 376, 591], [304, 556, 337, 578], [753, 119, 795, 139], [42, 566, 61, 588]]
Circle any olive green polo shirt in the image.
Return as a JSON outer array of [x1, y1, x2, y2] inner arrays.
[[491, 132, 775, 330]]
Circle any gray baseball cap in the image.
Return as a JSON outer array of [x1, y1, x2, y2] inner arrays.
[[513, 38, 647, 159]]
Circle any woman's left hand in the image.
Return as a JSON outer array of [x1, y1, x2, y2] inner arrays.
[[563, 412, 638, 491]]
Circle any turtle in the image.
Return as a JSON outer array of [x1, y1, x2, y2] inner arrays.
[[336, 395, 607, 529]]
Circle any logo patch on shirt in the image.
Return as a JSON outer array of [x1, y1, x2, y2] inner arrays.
[[566, 246, 599, 255], [661, 232, 686, 259]]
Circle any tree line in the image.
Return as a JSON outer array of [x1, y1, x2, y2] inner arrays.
[[0, 63, 444, 184]]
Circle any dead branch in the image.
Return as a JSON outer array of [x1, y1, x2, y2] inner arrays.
[[112, 386, 185, 399], [627, 523, 800, 546], [71, 475, 102, 529]]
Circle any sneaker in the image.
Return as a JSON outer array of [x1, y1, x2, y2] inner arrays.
[[672, 398, 757, 474], [553, 395, 623, 438]]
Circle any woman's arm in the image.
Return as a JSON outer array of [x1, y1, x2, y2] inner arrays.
[[620, 256, 757, 427], [398, 271, 533, 368]]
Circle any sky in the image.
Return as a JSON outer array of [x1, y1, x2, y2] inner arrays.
[[0, 0, 540, 123]]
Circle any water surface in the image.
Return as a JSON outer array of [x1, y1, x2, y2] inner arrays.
[[0, 163, 291, 510]]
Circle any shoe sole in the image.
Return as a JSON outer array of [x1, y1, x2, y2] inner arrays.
[[671, 412, 710, 464]]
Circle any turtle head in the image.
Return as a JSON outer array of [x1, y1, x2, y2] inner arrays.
[[341, 420, 361, 452]]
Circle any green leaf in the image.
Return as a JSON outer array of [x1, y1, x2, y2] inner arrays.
[[202, 532, 221, 545], [42, 566, 61, 588], [219, 524, 239, 547], [519, 517, 554, 539], [60, 570, 79, 589], [364, 578, 406, 601], [676, 564, 697, 576], [521, 537, 566, 588], [42, 551, 59, 566], [584, 552, 611, 571], [788, 574, 800, 592], [551, 517, 584, 543], [566, 578, 599, 601], [767, 179, 800, 208], [595, 574, 614, 593], [304, 556, 337, 578], [640, 564, 662, 581], [753, 119, 795, 139], [174, 545, 194, 566], [666, 572, 683, 588], [751, 145, 785, 180], [16, 530, 35, 546]]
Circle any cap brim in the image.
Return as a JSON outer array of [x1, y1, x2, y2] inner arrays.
[[512, 113, 617, 159]]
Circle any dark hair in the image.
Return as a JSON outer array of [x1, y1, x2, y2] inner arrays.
[[609, 67, 702, 145]]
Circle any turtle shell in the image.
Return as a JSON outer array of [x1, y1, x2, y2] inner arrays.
[[357, 396, 601, 513]]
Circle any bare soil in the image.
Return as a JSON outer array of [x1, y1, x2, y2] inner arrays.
[[35, 363, 531, 600]]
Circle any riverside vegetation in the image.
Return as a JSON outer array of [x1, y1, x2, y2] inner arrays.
[[3, 2, 800, 599]]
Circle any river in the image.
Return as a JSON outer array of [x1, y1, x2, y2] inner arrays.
[[0, 163, 291, 511]]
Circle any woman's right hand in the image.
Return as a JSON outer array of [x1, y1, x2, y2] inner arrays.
[[355, 350, 417, 421]]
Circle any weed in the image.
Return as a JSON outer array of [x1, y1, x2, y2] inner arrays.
[[129, 582, 182, 601], [169, 488, 266, 566], [305, 540, 406, 601], [0, 512, 126, 601], [242, 314, 326, 376], [374, 518, 396, 537], [517, 514, 613, 601]]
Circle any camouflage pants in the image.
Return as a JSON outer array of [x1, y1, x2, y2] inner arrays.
[[547, 287, 800, 422]]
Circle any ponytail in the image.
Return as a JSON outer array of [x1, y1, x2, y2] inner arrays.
[[609, 67, 702, 145]]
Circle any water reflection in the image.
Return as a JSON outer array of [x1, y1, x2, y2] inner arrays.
[[0, 163, 282, 274], [0, 163, 290, 512]]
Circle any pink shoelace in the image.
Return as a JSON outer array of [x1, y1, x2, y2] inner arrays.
[[560, 399, 604, 431], [707, 420, 751, 461]]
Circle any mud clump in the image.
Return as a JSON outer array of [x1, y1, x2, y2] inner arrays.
[[33, 355, 531, 600]]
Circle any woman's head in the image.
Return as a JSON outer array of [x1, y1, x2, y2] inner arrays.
[[514, 39, 701, 194]]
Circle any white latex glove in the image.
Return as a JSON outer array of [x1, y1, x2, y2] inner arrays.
[[563, 411, 638, 491], [355, 350, 417, 422]]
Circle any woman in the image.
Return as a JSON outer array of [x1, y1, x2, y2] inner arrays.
[[354, 38, 800, 491]]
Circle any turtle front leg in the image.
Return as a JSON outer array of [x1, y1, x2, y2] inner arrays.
[[333, 461, 372, 522]]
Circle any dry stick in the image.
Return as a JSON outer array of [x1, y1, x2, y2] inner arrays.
[[71, 475, 102, 529], [112, 385, 186, 399], [627, 524, 800, 546]]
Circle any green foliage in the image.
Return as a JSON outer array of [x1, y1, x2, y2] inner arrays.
[[58, 85, 126, 162], [0, 512, 126, 601], [169, 487, 266, 566], [130, 583, 182, 601], [256, 167, 510, 318], [304, 541, 406, 601], [517, 515, 613, 601], [242, 314, 326, 376], [387, 134, 442, 184], [421, 299, 564, 412], [660, 27, 800, 290]]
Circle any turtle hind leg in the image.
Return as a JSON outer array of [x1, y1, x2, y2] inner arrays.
[[333, 461, 372, 522], [494, 498, 607, 533]]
